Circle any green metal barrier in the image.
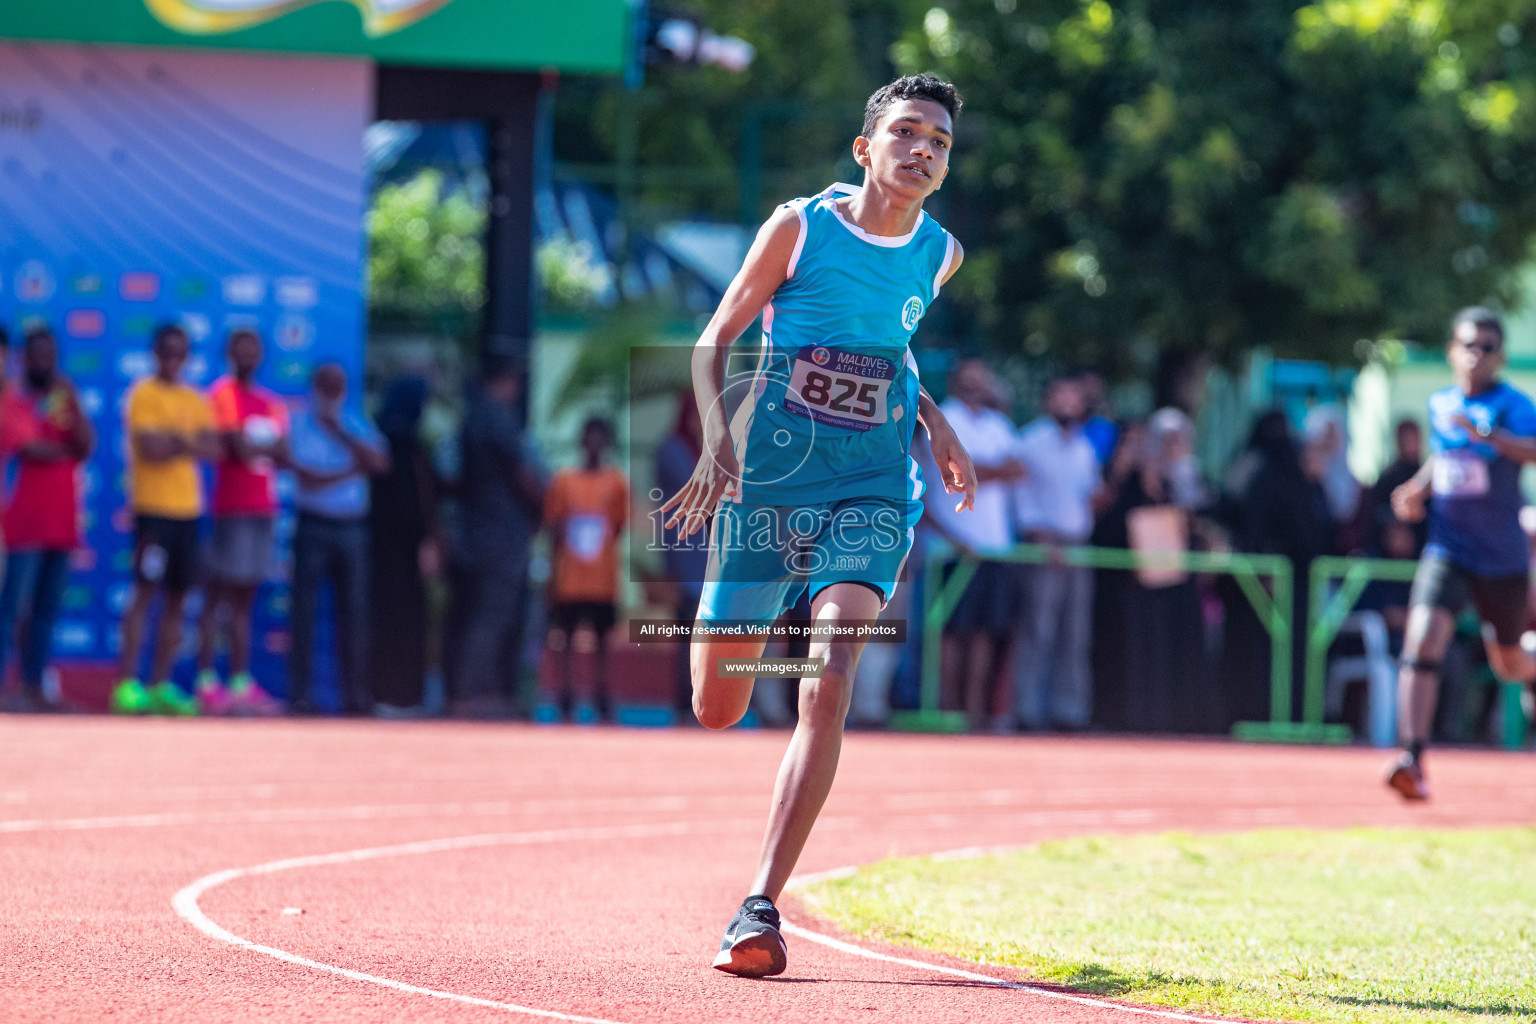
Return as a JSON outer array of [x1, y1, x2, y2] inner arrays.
[[890, 543, 1298, 738], [1305, 556, 1529, 750]]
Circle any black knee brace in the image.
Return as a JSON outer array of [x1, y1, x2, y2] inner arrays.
[[1401, 657, 1442, 675]]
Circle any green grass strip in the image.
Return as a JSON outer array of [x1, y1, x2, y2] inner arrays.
[[800, 828, 1536, 1023]]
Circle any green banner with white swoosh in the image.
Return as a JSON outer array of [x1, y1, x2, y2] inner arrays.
[[1, 0, 629, 73]]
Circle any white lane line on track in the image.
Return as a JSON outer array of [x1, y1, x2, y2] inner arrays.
[[173, 820, 1237, 1024], [172, 820, 749, 1024], [0, 796, 699, 833]]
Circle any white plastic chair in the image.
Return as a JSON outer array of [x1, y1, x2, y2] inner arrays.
[[1324, 610, 1397, 748]]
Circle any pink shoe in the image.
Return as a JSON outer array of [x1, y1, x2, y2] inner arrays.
[[229, 674, 284, 717], [196, 672, 237, 716]]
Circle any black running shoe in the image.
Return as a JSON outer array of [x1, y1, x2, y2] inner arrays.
[[712, 896, 788, 977], [1384, 752, 1429, 801]]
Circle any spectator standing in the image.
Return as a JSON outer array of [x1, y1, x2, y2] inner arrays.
[[1077, 371, 1120, 469], [0, 329, 92, 712], [925, 359, 1024, 730], [453, 358, 544, 716], [114, 325, 218, 716], [1304, 404, 1362, 550], [287, 364, 389, 715], [1092, 409, 1214, 732], [1012, 377, 1100, 731], [368, 376, 440, 711], [1220, 409, 1337, 723], [196, 329, 287, 715], [543, 418, 627, 722], [1367, 419, 1427, 556]]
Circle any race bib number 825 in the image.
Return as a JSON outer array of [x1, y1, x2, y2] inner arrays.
[[783, 346, 897, 432]]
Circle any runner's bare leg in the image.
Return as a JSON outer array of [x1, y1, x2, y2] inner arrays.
[[749, 581, 882, 901]]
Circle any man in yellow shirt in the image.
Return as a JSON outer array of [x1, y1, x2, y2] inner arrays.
[[112, 325, 219, 715]]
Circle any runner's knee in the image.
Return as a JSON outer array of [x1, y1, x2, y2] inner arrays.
[[799, 664, 853, 724], [693, 689, 748, 730]]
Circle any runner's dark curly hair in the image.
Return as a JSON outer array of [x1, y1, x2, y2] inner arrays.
[[861, 74, 961, 137]]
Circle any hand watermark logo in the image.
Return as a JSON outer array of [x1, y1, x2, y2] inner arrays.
[[144, 0, 452, 37], [900, 295, 924, 332]]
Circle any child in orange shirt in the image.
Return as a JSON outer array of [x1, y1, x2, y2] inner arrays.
[[543, 418, 627, 721]]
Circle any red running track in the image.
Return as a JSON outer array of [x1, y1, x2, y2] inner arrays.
[[3, 717, 1534, 1023]]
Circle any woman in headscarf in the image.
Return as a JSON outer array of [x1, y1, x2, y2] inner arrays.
[[1304, 404, 1364, 550], [368, 376, 440, 710], [1091, 411, 1215, 733], [1218, 409, 1337, 724]]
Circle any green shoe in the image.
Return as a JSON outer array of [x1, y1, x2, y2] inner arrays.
[[148, 680, 199, 717], [110, 678, 152, 715]]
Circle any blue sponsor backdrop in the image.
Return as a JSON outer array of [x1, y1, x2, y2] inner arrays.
[[0, 43, 369, 698]]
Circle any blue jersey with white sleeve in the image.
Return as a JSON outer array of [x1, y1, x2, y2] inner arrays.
[[725, 183, 956, 508], [1425, 380, 1536, 576]]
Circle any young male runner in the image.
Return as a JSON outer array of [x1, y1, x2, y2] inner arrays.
[[1387, 307, 1536, 799], [661, 74, 979, 977]]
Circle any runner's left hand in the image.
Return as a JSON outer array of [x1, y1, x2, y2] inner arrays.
[[927, 416, 978, 513]]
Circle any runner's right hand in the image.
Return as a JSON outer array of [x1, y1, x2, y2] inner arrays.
[[660, 440, 742, 538], [1391, 479, 1428, 523]]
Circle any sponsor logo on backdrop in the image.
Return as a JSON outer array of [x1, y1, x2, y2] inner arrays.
[[144, 0, 453, 37], [180, 312, 212, 342], [77, 388, 104, 417], [120, 272, 161, 302], [66, 351, 103, 376], [122, 315, 154, 338], [275, 313, 313, 351], [70, 273, 102, 295], [275, 359, 309, 385], [118, 351, 155, 379], [66, 310, 106, 339], [177, 277, 211, 300], [16, 260, 56, 302], [109, 583, 135, 615], [222, 274, 266, 306], [54, 621, 95, 655], [275, 276, 319, 308]]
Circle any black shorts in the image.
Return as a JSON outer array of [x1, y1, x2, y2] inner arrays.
[[941, 559, 1020, 638], [134, 515, 200, 594], [548, 600, 617, 636], [1409, 553, 1529, 646]]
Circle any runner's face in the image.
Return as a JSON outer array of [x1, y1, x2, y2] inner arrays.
[[1448, 322, 1504, 389], [856, 98, 952, 200]]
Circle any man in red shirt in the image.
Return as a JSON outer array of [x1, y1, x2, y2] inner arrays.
[[197, 328, 288, 715], [0, 328, 88, 712]]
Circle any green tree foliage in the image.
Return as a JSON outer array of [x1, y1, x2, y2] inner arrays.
[[554, 0, 929, 224], [367, 170, 486, 340], [902, 0, 1536, 370]]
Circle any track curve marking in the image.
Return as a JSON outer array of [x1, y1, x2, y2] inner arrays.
[[172, 823, 1234, 1023]]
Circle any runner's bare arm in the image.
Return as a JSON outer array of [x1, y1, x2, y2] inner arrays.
[[1391, 458, 1436, 523], [1451, 413, 1536, 464], [661, 206, 802, 535], [917, 385, 977, 513]]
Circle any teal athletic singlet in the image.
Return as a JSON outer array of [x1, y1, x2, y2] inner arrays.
[[698, 183, 957, 624]]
